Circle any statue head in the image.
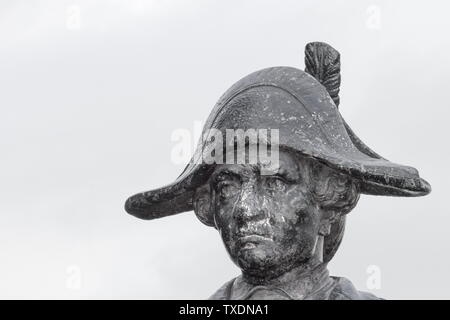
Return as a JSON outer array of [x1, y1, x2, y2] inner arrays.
[[193, 148, 359, 280], [124, 42, 431, 281]]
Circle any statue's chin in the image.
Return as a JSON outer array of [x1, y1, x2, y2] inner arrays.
[[235, 245, 281, 279], [232, 242, 313, 281]]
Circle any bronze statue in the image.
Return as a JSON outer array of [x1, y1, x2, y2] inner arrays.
[[125, 42, 431, 300]]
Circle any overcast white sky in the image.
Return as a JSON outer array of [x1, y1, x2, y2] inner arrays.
[[0, 0, 449, 299]]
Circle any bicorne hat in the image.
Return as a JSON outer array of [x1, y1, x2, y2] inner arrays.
[[125, 42, 431, 220]]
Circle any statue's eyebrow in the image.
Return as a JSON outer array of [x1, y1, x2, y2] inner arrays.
[[274, 165, 300, 182], [211, 168, 241, 183]]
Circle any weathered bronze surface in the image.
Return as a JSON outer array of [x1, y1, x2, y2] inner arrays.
[[125, 42, 431, 300]]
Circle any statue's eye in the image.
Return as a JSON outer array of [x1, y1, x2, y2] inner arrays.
[[264, 176, 287, 192], [217, 181, 239, 199]]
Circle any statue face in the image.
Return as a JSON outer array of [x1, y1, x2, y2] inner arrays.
[[209, 150, 324, 280]]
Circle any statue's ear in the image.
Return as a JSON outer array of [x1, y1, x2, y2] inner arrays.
[[193, 184, 215, 228], [318, 211, 340, 236], [318, 216, 333, 236]]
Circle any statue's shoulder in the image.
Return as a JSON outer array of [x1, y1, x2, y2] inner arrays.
[[329, 276, 383, 300], [208, 276, 383, 300], [208, 278, 236, 300]]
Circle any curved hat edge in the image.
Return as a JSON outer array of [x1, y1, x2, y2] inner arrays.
[[125, 152, 431, 221]]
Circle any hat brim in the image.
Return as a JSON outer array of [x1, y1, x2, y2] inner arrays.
[[125, 144, 431, 220], [125, 66, 431, 220]]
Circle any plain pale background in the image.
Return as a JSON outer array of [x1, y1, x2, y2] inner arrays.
[[0, 0, 448, 299]]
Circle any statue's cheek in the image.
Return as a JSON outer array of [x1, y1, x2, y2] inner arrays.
[[214, 205, 237, 235]]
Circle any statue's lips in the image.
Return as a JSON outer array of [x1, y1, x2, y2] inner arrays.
[[237, 234, 273, 247]]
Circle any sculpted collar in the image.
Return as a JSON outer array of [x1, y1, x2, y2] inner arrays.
[[228, 263, 335, 300]]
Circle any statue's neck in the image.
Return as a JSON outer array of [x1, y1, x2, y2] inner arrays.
[[234, 261, 330, 300], [234, 237, 332, 299]]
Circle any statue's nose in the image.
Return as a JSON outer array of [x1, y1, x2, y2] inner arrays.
[[233, 184, 267, 223]]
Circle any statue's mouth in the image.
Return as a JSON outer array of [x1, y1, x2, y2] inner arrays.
[[237, 234, 273, 249]]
